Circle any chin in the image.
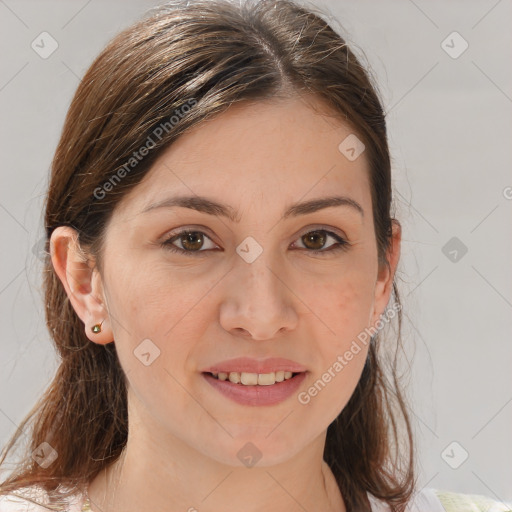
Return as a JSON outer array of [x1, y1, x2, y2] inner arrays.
[[209, 433, 307, 468]]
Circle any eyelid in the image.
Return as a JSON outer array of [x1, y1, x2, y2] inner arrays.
[[162, 224, 347, 244], [161, 225, 219, 243], [290, 227, 349, 254], [294, 224, 348, 242], [160, 224, 350, 256], [161, 227, 220, 253]]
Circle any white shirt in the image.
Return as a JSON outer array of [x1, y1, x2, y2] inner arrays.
[[1, 485, 511, 511]]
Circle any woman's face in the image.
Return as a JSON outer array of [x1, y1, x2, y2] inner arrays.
[[70, 95, 399, 467]]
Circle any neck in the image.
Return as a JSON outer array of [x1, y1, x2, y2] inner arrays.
[[86, 448, 346, 512], [86, 386, 347, 512]]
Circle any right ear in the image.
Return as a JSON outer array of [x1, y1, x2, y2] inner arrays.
[[49, 226, 113, 345]]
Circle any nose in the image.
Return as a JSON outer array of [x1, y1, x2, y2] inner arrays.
[[219, 255, 299, 340]]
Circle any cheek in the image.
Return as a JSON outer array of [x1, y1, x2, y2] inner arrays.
[[300, 346, 368, 427], [107, 257, 205, 333], [309, 266, 376, 344], [298, 272, 373, 421], [105, 259, 214, 376], [104, 262, 204, 415]]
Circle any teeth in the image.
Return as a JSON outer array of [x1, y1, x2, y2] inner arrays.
[[211, 371, 297, 385], [242, 372, 259, 385], [228, 372, 241, 384]]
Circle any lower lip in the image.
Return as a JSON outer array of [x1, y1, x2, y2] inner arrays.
[[202, 372, 307, 406]]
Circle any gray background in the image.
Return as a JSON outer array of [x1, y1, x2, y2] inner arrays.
[[1, 0, 511, 504]]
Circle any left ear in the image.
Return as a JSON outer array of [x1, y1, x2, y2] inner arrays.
[[370, 219, 401, 326]]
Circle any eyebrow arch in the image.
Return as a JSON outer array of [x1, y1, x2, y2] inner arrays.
[[141, 194, 364, 222]]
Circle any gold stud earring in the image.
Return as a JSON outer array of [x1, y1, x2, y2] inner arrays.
[[91, 321, 104, 334]]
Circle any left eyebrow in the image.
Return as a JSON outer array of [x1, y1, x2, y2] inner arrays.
[[140, 194, 364, 222]]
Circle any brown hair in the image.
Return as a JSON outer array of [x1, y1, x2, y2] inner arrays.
[[0, 0, 416, 510]]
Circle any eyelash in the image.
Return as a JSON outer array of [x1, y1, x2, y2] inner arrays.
[[160, 228, 350, 257]]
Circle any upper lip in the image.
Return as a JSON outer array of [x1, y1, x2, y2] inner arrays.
[[202, 357, 307, 374]]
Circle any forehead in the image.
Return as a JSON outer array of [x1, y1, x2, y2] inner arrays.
[[115, 95, 371, 219]]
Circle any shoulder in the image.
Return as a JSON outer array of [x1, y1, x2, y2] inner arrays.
[[368, 487, 512, 512], [0, 485, 87, 512]]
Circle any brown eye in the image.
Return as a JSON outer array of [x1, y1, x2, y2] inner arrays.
[[180, 231, 204, 251], [161, 228, 349, 257], [162, 230, 218, 255], [301, 231, 327, 250], [292, 229, 349, 255]]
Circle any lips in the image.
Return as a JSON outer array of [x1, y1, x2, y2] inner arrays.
[[202, 370, 307, 406], [201, 357, 308, 406], [201, 357, 307, 374]]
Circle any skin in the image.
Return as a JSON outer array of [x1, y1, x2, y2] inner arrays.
[[51, 94, 400, 512]]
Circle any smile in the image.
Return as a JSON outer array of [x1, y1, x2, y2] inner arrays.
[[202, 371, 307, 406], [208, 370, 298, 386]]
